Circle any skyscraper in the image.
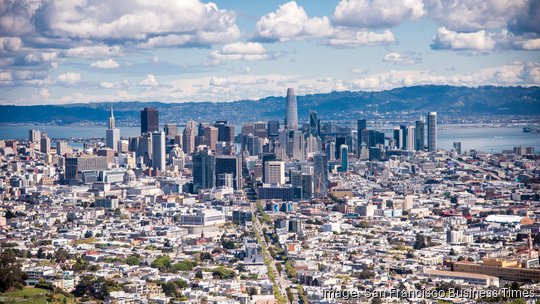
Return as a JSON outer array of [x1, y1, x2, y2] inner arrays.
[[151, 131, 166, 172], [267, 120, 280, 138], [29, 129, 40, 142], [406, 126, 415, 151], [309, 111, 319, 137], [182, 127, 195, 154], [428, 112, 437, 152], [215, 155, 242, 190], [106, 106, 120, 151], [141, 107, 159, 134], [339, 144, 349, 172], [40, 132, 50, 154], [356, 119, 368, 153], [313, 152, 328, 198], [415, 119, 425, 151], [164, 123, 178, 140], [192, 147, 215, 192], [264, 161, 285, 185], [285, 88, 298, 130]]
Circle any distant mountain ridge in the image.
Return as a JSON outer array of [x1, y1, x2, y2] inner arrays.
[[1, 85, 539, 124]]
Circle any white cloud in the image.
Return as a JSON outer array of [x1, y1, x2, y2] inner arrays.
[[383, 52, 421, 65], [138, 74, 159, 87], [431, 27, 496, 51], [254, 1, 333, 42], [210, 42, 271, 61], [90, 58, 120, 69], [426, 0, 528, 32], [254, 1, 396, 47], [35, 0, 240, 46], [323, 28, 395, 47], [63, 45, 124, 59], [333, 0, 425, 28], [57, 72, 81, 85], [100, 79, 129, 89], [0, 37, 22, 52], [39, 88, 50, 100], [24, 52, 57, 63]]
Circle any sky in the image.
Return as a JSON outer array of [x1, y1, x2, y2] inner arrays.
[[0, 0, 539, 105]]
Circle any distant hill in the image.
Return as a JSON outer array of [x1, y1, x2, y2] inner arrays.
[[1, 85, 539, 124]]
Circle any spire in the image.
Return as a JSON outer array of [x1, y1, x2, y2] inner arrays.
[[108, 105, 115, 129]]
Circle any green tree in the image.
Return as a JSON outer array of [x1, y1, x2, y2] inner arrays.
[[0, 251, 25, 292]]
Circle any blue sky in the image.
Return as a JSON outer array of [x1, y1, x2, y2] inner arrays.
[[0, 0, 539, 105]]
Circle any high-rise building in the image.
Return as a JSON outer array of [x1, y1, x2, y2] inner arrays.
[[214, 121, 235, 143], [406, 126, 415, 151], [192, 147, 215, 191], [164, 124, 178, 139], [215, 155, 242, 190], [453, 142, 462, 154], [357, 119, 367, 149], [151, 131, 166, 172], [264, 161, 285, 185], [182, 127, 195, 154], [141, 107, 159, 134], [415, 119, 425, 151], [285, 88, 298, 130], [56, 140, 67, 155], [313, 152, 328, 198], [65, 156, 108, 181], [339, 144, 349, 172], [427, 112, 437, 152], [203, 126, 218, 151], [40, 132, 50, 154], [106, 110, 120, 151], [138, 133, 152, 166], [309, 111, 319, 137], [29, 129, 41, 142], [400, 125, 408, 150], [393, 128, 402, 149], [267, 120, 280, 138]]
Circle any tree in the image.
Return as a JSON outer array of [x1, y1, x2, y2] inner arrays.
[[221, 239, 236, 250], [0, 251, 25, 292], [84, 230, 93, 238], [124, 255, 140, 266], [275, 262, 283, 275], [413, 233, 430, 250]]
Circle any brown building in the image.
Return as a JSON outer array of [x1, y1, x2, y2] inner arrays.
[[453, 258, 540, 282]]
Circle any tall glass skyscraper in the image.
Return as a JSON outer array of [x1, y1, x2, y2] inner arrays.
[[427, 112, 437, 152], [339, 144, 349, 172], [309, 111, 319, 137], [151, 131, 166, 172], [415, 119, 425, 151], [285, 88, 298, 131], [141, 107, 159, 134], [313, 152, 328, 198], [192, 148, 215, 192]]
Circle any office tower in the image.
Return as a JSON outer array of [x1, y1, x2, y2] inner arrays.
[[267, 120, 280, 138], [40, 132, 50, 154], [141, 107, 159, 134], [339, 144, 349, 172], [151, 131, 166, 172], [138, 133, 152, 166], [128, 137, 139, 153], [214, 121, 235, 143], [427, 112, 437, 152], [313, 152, 328, 198], [285, 88, 298, 130], [203, 126, 218, 151], [254, 121, 267, 138], [192, 147, 215, 191], [264, 161, 285, 185], [164, 123, 178, 140], [289, 131, 304, 161], [182, 127, 195, 154], [399, 125, 407, 150], [261, 153, 276, 181], [217, 173, 234, 188], [325, 141, 336, 161], [357, 119, 367, 152], [406, 126, 415, 151], [415, 119, 425, 151], [291, 171, 314, 199], [215, 155, 242, 190], [453, 142, 462, 154], [368, 130, 385, 147], [106, 107, 120, 151], [335, 137, 346, 159], [309, 111, 319, 137], [305, 135, 321, 155], [29, 129, 41, 142], [56, 140, 67, 155], [393, 128, 402, 149], [65, 155, 108, 181], [246, 134, 260, 156], [186, 120, 197, 131]]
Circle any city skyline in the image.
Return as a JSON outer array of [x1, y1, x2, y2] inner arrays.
[[0, 0, 539, 105]]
